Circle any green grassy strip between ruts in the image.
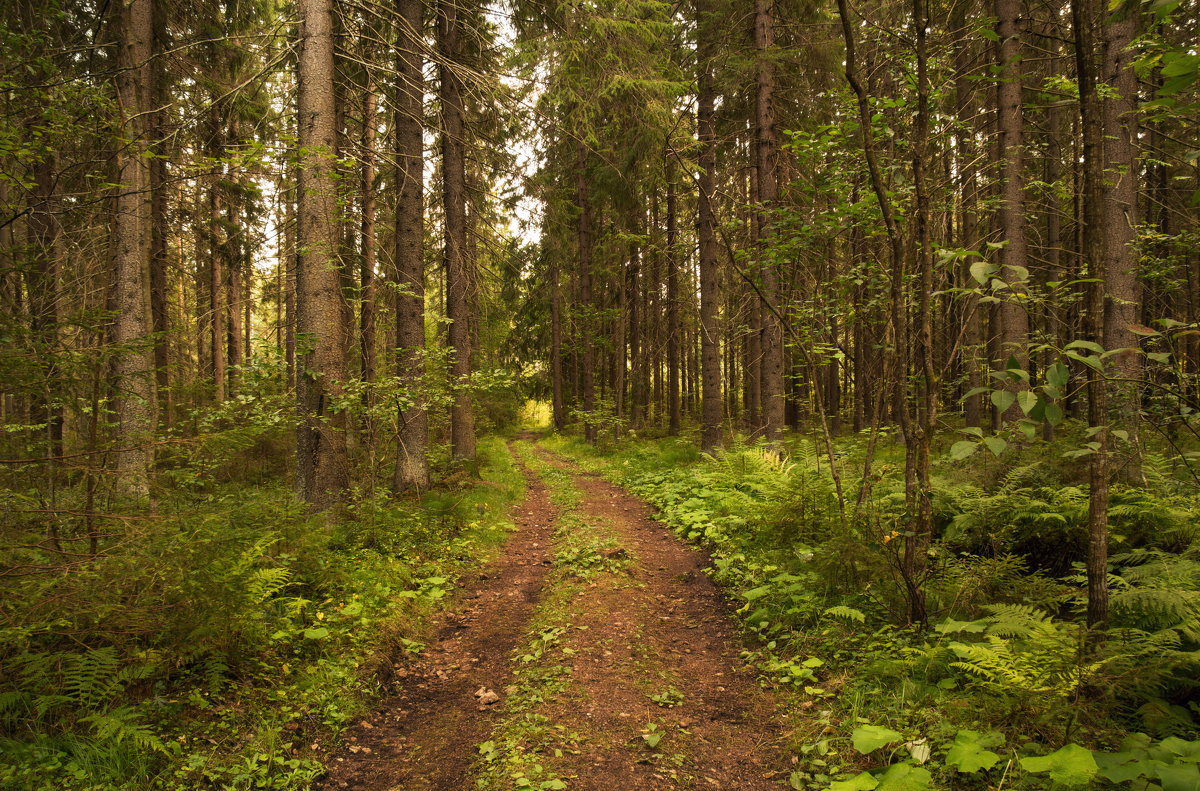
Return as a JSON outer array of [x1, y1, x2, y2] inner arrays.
[[472, 441, 632, 791], [0, 436, 526, 791]]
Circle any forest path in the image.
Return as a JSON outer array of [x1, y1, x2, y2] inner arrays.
[[316, 435, 790, 790], [493, 441, 789, 790], [315, 435, 559, 791]]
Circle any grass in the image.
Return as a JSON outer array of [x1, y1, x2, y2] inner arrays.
[[0, 436, 526, 791]]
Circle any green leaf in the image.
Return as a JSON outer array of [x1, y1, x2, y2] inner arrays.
[[1066, 340, 1105, 354], [959, 426, 984, 438], [302, 627, 329, 640], [1046, 362, 1069, 388], [1004, 264, 1030, 283], [852, 724, 903, 754], [1019, 744, 1099, 787], [825, 605, 866, 623], [1017, 391, 1038, 415], [983, 437, 1007, 457], [950, 441, 978, 461], [1017, 420, 1038, 441], [1095, 753, 1154, 784], [1044, 403, 1064, 426], [969, 260, 992, 285], [742, 585, 771, 602], [1126, 324, 1160, 337], [830, 772, 879, 790], [1065, 351, 1102, 371], [876, 763, 934, 790], [961, 386, 992, 401], [1156, 761, 1200, 791], [945, 730, 1003, 773], [991, 390, 1016, 414], [934, 618, 987, 634]]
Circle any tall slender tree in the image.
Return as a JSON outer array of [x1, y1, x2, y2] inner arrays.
[[393, 0, 430, 491], [295, 0, 350, 508]]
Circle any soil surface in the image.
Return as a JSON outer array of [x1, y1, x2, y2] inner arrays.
[[315, 435, 790, 790], [314, 438, 559, 790]]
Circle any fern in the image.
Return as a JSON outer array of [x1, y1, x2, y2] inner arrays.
[[63, 647, 122, 711], [825, 605, 866, 623], [246, 566, 291, 604], [949, 605, 1099, 700], [78, 706, 167, 754], [1110, 549, 1200, 642]]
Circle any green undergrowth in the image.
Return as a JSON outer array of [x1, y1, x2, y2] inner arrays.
[[475, 442, 632, 791], [542, 429, 1200, 790], [0, 436, 525, 791]]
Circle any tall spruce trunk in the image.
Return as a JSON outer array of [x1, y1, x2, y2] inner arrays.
[[754, 2, 783, 444], [439, 0, 474, 462], [360, 85, 378, 434], [112, 0, 156, 498], [1102, 7, 1142, 485], [1073, 0, 1111, 629], [953, 1, 983, 430], [578, 141, 596, 442], [393, 0, 429, 491], [296, 0, 350, 508], [551, 248, 564, 430], [149, 13, 170, 428], [996, 0, 1029, 420], [666, 154, 680, 436], [698, 13, 722, 453]]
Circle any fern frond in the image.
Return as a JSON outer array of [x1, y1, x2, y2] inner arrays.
[[79, 706, 167, 754]]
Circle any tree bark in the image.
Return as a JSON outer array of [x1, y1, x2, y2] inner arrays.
[[953, 0, 983, 430], [578, 141, 596, 442], [698, 11, 722, 454], [755, 0, 784, 445], [112, 0, 156, 498], [296, 0, 350, 508], [995, 0, 1029, 421], [666, 153, 680, 436], [360, 84, 378, 439], [393, 0, 429, 491], [1102, 6, 1142, 485], [1073, 0, 1110, 629], [439, 0, 475, 462]]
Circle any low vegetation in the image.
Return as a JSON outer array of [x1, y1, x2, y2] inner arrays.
[[0, 436, 525, 790], [543, 427, 1200, 790]]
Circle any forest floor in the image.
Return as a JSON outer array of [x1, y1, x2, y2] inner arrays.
[[315, 434, 792, 790]]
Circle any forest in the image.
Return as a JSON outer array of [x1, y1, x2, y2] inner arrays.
[[1, 0, 1199, 787]]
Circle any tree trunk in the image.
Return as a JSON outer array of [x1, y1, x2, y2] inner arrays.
[[995, 0, 1029, 421], [1073, 0, 1110, 629], [954, 1, 983, 430], [666, 153, 680, 436], [698, 13, 722, 453], [112, 0, 156, 498], [149, 17, 170, 428], [439, 0, 475, 462], [360, 84, 378, 440], [393, 0, 429, 491], [746, 153, 762, 432], [1102, 6, 1142, 485], [578, 141, 596, 442], [551, 247, 564, 429], [296, 0, 350, 508], [27, 150, 63, 462], [755, 0, 784, 445]]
